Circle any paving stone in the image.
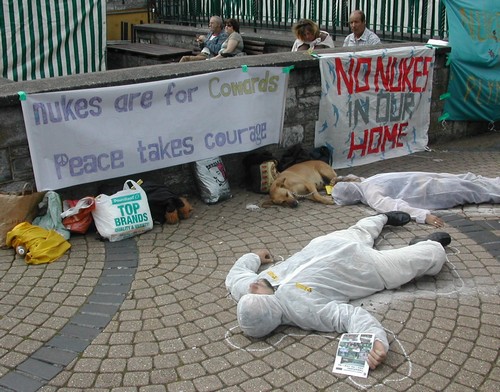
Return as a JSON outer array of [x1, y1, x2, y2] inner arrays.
[[98, 274, 135, 285], [0, 371, 44, 392], [104, 258, 138, 267], [17, 358, 63, 381], [101, 268, 136, 277], [70, 313, 112, 329], [78, 303, 120, 316], [94, 283, 132, 295], [47, 335, 90, 353], [86, 293, 125, 305]]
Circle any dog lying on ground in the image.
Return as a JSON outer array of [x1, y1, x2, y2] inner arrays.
[[266, 160, 337, 207]]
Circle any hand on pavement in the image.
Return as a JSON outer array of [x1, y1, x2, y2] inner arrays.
[[367, 340, 387, 370], [254, 249, 273, 264], [425, 214, 445, 228]]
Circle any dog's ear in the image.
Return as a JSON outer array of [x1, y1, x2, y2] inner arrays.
[[273, 176, 286, 188]]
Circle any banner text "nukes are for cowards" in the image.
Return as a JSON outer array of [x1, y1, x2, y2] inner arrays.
[[30, 71, 281, 125]]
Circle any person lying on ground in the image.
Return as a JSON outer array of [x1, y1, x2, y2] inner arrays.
[[332, 172, 500, 227], [226, 212, 451, 370]]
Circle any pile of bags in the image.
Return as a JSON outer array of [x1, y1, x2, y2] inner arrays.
[[1, 180, 193, 264]]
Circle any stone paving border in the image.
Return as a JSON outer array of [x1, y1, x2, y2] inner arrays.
[[0, 240, 138, 392], [443, 215, 500, 260]]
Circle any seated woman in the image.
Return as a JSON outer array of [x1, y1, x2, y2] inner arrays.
[[291, 18, 335, 51], [211, 18, 245, 59]]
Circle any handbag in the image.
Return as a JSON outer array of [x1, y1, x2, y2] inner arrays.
[[249, 160, 279, 193], [0, 184, 45, 247], [61, 196, 96, 234], [91, 180, 153, 242]]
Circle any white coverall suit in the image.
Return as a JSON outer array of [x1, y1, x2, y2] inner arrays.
[[332, 172, 500, 224], [225, 214, 447, 349]]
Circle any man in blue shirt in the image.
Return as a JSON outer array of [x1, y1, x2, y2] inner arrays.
[[180, 16, 228, 62]]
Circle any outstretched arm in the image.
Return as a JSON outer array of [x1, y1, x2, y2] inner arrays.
[[315, 303, 389, 369], [254, 249, 273, 264], [225, 249, 272, 300], [425, 214, 445, 228], [367, 193, 430, 224], [367, 340, 387, 369]]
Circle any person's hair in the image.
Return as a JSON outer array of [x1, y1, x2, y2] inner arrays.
[[210, 15, 223, 29], [225, 18, 240, 33], [352, 10, 366, 23], [292, 18, 320, 40]]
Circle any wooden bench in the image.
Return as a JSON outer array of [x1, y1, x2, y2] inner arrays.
[[107, 43, 194, 69], [243, 39, 266, 55], [107, 43, 192, 61], [191, 38, 266, 57]]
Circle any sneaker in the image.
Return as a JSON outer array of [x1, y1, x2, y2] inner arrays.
[[384, 211, 411, 226], [409, 232, 451, 247]]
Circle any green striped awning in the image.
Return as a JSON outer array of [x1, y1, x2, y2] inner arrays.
[[0, 0, 106, 81]]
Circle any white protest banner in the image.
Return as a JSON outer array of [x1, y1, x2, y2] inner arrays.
[[315, 46, 435, 168], [20, 67, 289, 190]]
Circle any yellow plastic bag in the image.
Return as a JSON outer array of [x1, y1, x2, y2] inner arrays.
[[6, 222, 71, 265]]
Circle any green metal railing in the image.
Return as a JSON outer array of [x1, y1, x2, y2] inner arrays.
[[149, 0, 447, 41]]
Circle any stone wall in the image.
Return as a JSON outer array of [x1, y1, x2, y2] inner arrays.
[[0, 42, 488, 199]]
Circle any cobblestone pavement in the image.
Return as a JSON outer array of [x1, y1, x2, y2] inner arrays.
[[0, 132, 499, 392]]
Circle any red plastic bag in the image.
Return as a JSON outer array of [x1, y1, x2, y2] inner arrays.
[[61, 197, 95, 234]]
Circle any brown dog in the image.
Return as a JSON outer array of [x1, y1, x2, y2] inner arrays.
[[267, 160, 337, 207]]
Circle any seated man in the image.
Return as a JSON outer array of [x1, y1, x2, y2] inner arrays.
[[179, 16, 227, 62], [332, 172, 500, 227], [343, 10, 381, 47], [226, 212, 450, 370]]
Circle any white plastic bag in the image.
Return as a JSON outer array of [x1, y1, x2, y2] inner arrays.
[[92, 180, 153, 242], [193, 157, 232, 204]]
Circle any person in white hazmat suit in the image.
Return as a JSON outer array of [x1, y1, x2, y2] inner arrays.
[[332, 172, 500, 228], [225, 212, 450, 370]]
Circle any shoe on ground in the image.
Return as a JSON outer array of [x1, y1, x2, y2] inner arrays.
[[409, 232, 451, 247], [384, 211, 411, 226]]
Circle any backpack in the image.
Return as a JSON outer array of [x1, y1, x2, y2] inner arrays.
[[242, 152, 279, 194]]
